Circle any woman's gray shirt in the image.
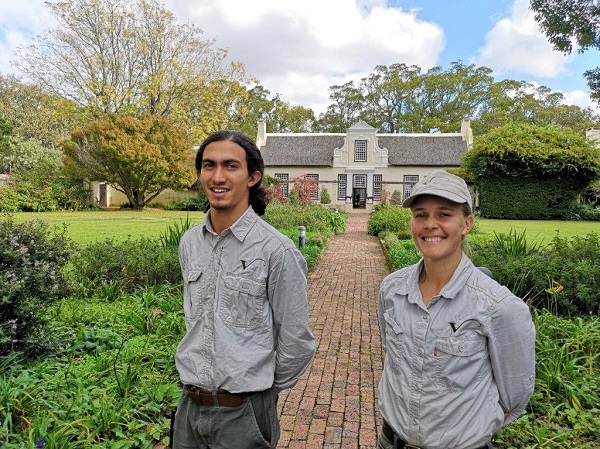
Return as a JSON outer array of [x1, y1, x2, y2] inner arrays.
[[378, 254, 536, 449]]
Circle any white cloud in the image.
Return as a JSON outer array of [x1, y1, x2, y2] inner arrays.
[[562, 90, 600, 114], [474, 0, 571, 78], [2, 0, 596, 117], [1, 0, 446, 115], [166, 0, 445, 115], [0, 2, 55, 76]]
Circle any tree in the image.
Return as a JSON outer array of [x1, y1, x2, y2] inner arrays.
[[360, 63, 422, 133], [530, 0, 600, 101], [314, 81, 366, 132], [13, 0, 249, 128], [476, 81, 599, 134], [463, 123, 600, 219], [0, 112, 63, 175], [313, 61, 600, 134], [0, 114, 12, 138], [411, 62, 497, 133], [228, 85, 316, 137], [287, 174, 319, 205], [0, 135, 62, 175], [63, 114, 195, 209], [0, 74, 85, 148], [319, 186, 331, 204]]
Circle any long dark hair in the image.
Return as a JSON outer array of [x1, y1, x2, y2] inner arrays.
[[195, 130, 269, 215]]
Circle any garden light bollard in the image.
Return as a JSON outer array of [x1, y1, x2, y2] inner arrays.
[[298, 226, 306, 248]]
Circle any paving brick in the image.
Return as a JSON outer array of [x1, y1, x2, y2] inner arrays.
[[277, 212, 388, 449]]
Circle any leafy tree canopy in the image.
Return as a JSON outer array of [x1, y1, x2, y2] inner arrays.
[[63, 114, 195, 209], [313, 61, 600, 134], [0, 74, 85, 147], [0, 136, 63, 175], [463, 122, 600, 182], [530, 0, 600, 102], [227, 85, 315, 138], [0, 114, 13, 137], [13, 0, 249, 126]]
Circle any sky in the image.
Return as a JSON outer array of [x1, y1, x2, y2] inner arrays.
[[0, 0, 599, 117]]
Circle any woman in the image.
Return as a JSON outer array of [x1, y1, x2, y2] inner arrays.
[[377, 170, 535, 449]]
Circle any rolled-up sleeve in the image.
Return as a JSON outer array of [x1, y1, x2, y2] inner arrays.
[[270, 247, 316, 390], [488, 295, 536, 424]]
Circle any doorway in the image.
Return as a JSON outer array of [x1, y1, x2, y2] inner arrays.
[[353, 188, 366, 209]]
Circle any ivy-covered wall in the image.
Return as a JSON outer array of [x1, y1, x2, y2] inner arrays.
[[463, 123, 600, 219], [479, 176, 584, 219]]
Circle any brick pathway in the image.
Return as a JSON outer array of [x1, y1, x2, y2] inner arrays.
[[277, 211, 391, 449]]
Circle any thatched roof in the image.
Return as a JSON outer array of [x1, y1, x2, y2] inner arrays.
[[378, 134, 466, 166], [259, 132, 466, 167], [260, 135, 345, 166]]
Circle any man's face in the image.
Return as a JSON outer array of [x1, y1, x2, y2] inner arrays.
[[198, 140, 261, 218]]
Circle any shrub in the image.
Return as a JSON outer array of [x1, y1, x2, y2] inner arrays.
[[164, 193, 208, 212], [463, 123, 600, 219], [470, 232, 600, 316], [0, 164, 91, 212], [264, 201, 347, 235], [0, 215, 74, 356], [532, 233, 600, 315], [264, 202, 346, 270], [572, 205, 600, 221], [367, 204, 412, 238], [280, 228, 323, 271], [319, 186, 331, 204], [291, 174, 319, 204], [494, 310, 600, 447], [159, 214, 195, 248], [69, 237, 181, 299], [387, 238, 421, 270], [389, 190, 404, 206]]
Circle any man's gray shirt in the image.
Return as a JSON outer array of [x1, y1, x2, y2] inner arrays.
[[176, 207, 315, 393], [378, 254, 535, 449]]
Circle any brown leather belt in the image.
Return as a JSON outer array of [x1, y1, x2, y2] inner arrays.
[[382, 420, 489, 449], [185, 385, 250, 407]]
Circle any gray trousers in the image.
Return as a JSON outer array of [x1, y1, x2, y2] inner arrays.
[[172, 386, 280, 449]]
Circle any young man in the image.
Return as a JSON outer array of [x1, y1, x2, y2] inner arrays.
[[173, 130, 315, 448], [377, 170, 536, 449]]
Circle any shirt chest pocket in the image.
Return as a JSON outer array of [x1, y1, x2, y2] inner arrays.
[[434, 335, 488, 393], [219, 274, 267, 329], [185, 269, 206, 320], [383, 312, 405, 374]]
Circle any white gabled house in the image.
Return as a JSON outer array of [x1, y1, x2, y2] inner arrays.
[[257, 118, 474, 212]]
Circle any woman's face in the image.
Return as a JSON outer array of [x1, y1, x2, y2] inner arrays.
[[410, 194, 473, 264]]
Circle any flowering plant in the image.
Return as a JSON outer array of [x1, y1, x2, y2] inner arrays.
[[0, 215, 74, 356]]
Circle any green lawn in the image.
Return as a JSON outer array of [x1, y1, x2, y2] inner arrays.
[[11, 209, 204, 245], [477, 218, 600, 244], [10, 209, 600, 246]]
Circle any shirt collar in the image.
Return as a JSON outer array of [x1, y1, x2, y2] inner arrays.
[[394, 253, 473, 301], [202, 206, 257, 242], [437, 253, 473, 300]]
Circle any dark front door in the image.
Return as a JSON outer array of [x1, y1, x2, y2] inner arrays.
[[353, 188, 366, 209]]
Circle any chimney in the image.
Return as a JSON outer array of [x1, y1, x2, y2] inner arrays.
[[256, 120, 267, 148], [460, 115, 473, 149], [586, 127, 600, 148]]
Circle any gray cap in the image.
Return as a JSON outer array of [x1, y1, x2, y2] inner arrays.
[[402, 170, 472, 209]]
